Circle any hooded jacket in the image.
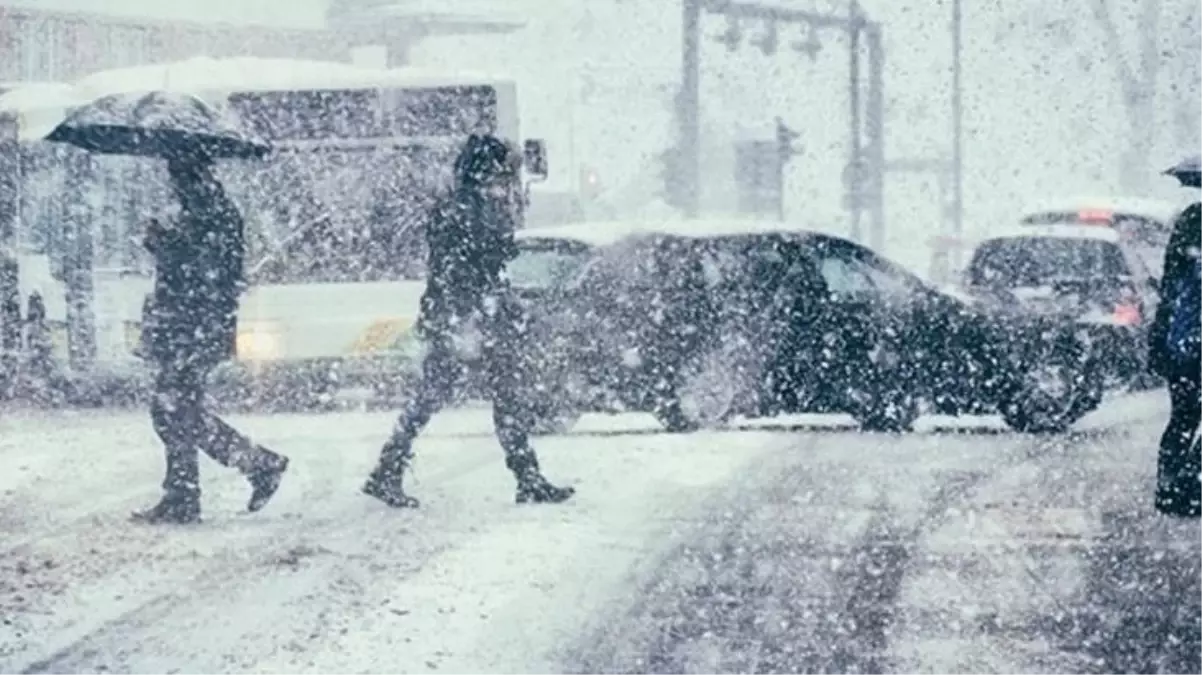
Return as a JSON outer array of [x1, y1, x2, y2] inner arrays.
[[417, 135, 522, 336]]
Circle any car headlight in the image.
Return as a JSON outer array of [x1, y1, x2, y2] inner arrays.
[[236, 322, 282, 361]]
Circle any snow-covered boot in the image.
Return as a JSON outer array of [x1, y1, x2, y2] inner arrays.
[[131, 490, 201, 524], [246, 449, 289, 513], [515, 470, 575, 505], [362, 463, 420, 509]]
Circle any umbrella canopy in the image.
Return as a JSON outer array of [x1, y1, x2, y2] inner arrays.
[[1164, 154, 1202, 188], [44, 89, 270, 161]]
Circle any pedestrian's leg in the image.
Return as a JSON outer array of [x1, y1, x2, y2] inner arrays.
[[133, 364, 204, 523], [1156, 374, 1201, 517], [199, 411, 290, 513], [485, 305, 574, 504], [363, 335, 461, 508]]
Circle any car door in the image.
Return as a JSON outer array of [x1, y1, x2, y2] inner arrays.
[[802, 237, 887, 393], [851, 243, 997, 411]]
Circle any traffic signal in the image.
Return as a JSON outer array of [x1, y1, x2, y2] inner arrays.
[[775, 117, 802, 160]]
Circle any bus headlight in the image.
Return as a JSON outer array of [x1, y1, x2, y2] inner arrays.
[[237, 322, 283, 361]]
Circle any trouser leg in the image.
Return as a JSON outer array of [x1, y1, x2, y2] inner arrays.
[[375, 336, 461, 477], [150, 364, 206, 498], [1157, 370, 1201, 516], [484, 303, 574, 504]]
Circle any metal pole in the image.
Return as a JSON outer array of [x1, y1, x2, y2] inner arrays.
[[951, 0, 964, 270], [865, 23, 886, 252], [680, 0, 702, 219], [848, 0, 863, 243]]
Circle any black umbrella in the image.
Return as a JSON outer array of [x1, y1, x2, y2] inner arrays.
[[45, 90, 270, 161], [1163, 154, 1201, 188]]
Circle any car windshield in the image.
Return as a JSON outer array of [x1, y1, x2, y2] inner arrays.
[[507, 242, 591, 290], [968, 236, 1130, 288]]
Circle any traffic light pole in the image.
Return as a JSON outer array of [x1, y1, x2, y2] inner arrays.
[[680, 0, 703, 219], [950, 0, 964, 270], [680, 0, 884, 242]]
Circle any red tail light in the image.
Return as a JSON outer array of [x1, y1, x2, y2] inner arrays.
[[1113, 302, 1142, 326]]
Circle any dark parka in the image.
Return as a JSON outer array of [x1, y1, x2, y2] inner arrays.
[[143, 161, 246, 369], [416, 135, 522, 339], [1148, 202, 1202, 377]]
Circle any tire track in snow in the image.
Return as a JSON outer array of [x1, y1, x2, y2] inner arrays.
[[569, 427, 1114, 673]]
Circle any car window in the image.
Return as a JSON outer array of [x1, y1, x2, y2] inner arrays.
[[508, 240, 591, 290], [839, 242, 923, 297], [818, 256, 876, 294], [968, 236, 1131, 288]]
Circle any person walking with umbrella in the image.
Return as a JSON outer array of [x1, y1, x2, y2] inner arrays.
[[133, 158, 289, 524], [45, 90, 289, 523], [1149, 154, 1201, 518], [362, 133, 575, 508]]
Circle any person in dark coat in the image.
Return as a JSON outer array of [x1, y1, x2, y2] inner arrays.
[[132, 157, 289, 525], [1149, 159, 1201, 518], [363, 134, 574, 508]]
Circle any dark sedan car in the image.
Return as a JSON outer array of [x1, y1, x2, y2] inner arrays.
[[511, 219, 1028, 433]]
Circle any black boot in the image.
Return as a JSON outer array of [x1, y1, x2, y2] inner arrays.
[[515, 470, 575, 505], [247, 449, 290, 513], [363, 440, 420, 509], [132, 490, 201, 524], [363, 468, 420, 508]]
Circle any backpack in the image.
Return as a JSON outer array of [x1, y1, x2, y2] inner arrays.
[[1166, 254, 1201, 363]]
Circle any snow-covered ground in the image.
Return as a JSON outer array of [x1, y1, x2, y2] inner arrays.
[[0, 408, 792, 673], [1, 395, 1197, 673]]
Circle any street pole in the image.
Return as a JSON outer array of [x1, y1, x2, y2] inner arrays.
[[951, 0, 964, 270], [680, 0, 702, 219], [865, 23, 886, 252], [848, 0, 863, 243]]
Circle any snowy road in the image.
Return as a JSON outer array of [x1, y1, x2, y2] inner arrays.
[[1, 395, 1198, 674]]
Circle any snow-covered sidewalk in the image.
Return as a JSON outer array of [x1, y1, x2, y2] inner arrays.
[[1, 408, 791, 673]]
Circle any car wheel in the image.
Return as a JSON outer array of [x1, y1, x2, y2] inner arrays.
[[655, 343, 746, 433], [1001, 356, 1092, 433]]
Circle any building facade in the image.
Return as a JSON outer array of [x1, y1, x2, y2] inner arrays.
[[0, 5, 357, 83]]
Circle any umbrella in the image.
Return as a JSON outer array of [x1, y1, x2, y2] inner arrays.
[[44, 89, 270, 161], [1163, 154, 1201, 188]]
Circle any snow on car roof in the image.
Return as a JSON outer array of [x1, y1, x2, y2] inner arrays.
[[1020, 196, 1183, 225], [516, 218, 823, 248]]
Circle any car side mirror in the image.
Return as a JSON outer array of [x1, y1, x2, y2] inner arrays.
[[523, 139, 548, 182]]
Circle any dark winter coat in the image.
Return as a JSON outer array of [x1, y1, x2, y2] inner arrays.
[[1148, 202, 1201, 377], [416, 136, 522, 338], [143, 162, 246, 369]]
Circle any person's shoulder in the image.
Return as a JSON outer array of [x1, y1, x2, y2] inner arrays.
[[1174, 201, 1201, 223]]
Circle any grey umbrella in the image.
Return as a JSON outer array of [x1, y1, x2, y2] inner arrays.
[[45, 90, 270, 161]]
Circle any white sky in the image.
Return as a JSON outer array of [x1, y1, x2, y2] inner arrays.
[[7, 0, 1198, 269]]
